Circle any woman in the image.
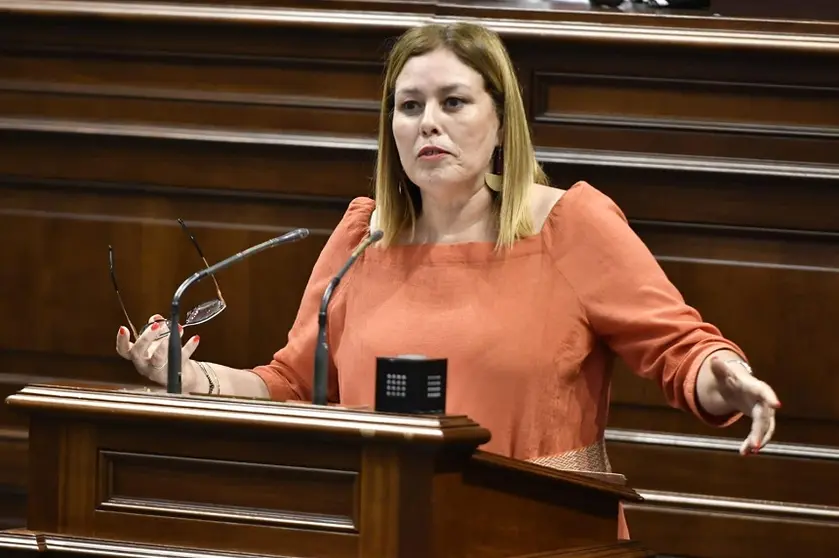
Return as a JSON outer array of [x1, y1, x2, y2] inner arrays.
[[116, 22, 779, 502]]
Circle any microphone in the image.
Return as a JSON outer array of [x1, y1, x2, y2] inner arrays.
[[312, 229, 384, 405], [166, 227, 310, 394]]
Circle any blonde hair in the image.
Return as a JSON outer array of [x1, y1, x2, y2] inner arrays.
[[374, 22, 548, 249]]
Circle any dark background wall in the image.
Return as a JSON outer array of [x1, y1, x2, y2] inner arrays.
[[1, 1, 838, 556]]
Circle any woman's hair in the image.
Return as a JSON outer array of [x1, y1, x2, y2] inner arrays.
[[373, 22, 548, 249]]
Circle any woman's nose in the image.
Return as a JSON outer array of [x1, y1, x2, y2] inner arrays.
[[420, 106, 441, 136]]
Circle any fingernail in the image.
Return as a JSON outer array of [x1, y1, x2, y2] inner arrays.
[[193, 335, 200, 343], [118, 327, 126, 336], [178, 325, 183, 333], [151, 322, 160, 331], [776, 401, 782, 409]]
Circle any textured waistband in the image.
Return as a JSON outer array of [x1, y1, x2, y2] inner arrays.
[[526, 439, 612, 473]]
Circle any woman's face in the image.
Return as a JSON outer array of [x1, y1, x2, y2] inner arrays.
[[391, 48, 500, 197]]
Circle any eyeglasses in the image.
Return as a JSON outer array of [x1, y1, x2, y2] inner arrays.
[[109, 218, 226, 340]]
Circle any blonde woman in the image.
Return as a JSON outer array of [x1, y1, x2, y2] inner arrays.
[[117, 22, 780, 536]]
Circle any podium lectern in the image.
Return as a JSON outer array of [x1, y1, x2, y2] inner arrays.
[[0, 384, 652, 558]]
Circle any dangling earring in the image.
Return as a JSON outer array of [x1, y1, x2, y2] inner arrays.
[[485, 146, 503, 192]]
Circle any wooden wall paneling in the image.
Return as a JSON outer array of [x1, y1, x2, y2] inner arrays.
[[0, 125, 377, 198], [608, 432, 839, 507], [624, 503, 839, 558], [605, 429, 839, 557], [590, 191, 839, 447], [0, 179, 357, 373], [0, 1, 838, 555], [0, 155, 364, 530]]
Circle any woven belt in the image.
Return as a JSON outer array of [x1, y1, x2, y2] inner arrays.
[[526, 439, 612, 473]]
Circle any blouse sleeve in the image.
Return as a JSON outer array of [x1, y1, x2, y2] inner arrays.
[[551, 183, 743, 426], [251, 197, 375, 402]]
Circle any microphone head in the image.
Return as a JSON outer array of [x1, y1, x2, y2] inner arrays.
[[369, 229, 384, 242], [280, 228, 309, 242]]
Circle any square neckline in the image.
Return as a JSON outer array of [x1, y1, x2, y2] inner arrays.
[[363, 181, 588, 265]]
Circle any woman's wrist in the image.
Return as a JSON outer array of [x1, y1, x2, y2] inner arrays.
[[696, 349, 743, 415], [198, 361, 220, 394], [181, 360, 207, 394]]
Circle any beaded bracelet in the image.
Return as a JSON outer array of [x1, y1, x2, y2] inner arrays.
[[196, 361, 219, 395]]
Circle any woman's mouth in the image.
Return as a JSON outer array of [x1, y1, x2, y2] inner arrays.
[[418, 146, 450, 160]]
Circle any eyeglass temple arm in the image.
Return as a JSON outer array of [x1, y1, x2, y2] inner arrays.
[[199, 254, 225, 304], [178, 219, 225, 305], [109, 246, 140, 340]]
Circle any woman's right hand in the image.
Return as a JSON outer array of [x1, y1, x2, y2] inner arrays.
[[115, 314, 202, 392]]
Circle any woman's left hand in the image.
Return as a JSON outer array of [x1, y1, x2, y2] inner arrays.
[[709, 355, 781, 456]]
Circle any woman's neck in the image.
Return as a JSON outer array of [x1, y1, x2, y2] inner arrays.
[[412, 184, 496, 244]]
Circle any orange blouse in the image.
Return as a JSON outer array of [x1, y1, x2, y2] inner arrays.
[[253, 181, 742, 505]]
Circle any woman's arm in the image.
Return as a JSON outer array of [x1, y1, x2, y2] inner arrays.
[[188, 360, 270, 398], [552, 184, 780, 453], [116, 198, 376, 400], [247, 198, 376, 402], [695, 348, 744, 415], [553, 185, 748, 424]]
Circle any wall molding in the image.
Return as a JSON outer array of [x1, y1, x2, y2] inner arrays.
[[535, 113, 839, 141], [0, 79, 381, 114], [3, 116, 838, 182], [606, 428, 839, 461], [634, 489, 839, 521], [3, 0, 839, 54], [653, 254, 839, 274]]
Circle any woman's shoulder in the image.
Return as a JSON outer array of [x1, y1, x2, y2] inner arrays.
[[320, 197, 376, 254], [536, 181, 626, 232], [345, 196, 376, 218], [529, 183, 566, 232], [338, 196, 377, 232], [538, 179, 645, 271]]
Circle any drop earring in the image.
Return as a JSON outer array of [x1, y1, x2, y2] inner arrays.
[[485, 146, 503, 192]]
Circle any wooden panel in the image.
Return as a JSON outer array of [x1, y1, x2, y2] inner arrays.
[[538, 73, 839, 129], [0, 126, 376, 198], [32, 411, 366, 558], [432, 457, 622, 558], [99, 451, 360, 530], [0, 1, 838, 556], [624, 503, 839, 558], [533, 72, 839, 164], [610, 221, 839, 435], [0, 51, 381, 135], [0, 428, 26, 529], [608, 439, 839, 507]]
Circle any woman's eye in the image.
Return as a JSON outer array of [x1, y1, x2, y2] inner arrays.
[[399, 100, 420, 112], [444, 97, 465, 109]]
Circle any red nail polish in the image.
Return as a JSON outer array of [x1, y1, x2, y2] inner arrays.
[[118, 327, 126, 336], [194, 335, 200, 343], [178, 325, 183, 332], [151, 323, 160, 331]]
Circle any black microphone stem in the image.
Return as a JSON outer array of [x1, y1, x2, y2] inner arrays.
[[313, 229, 383, 405], [166, 227, 309, 394]]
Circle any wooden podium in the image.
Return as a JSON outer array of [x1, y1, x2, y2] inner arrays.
[[0, 384, 652, 558]]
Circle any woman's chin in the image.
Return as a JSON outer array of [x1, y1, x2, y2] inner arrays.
[[409, 171, 473, 193]]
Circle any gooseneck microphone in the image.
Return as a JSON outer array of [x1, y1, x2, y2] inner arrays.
[[166, 227, 310, 394], [312, 229, 384, 405]]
